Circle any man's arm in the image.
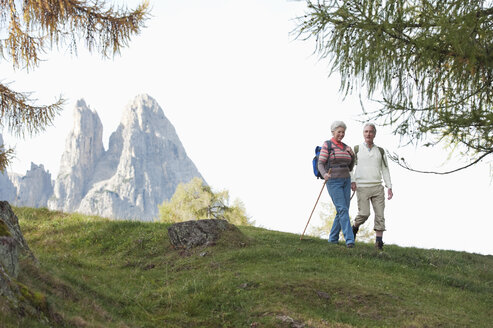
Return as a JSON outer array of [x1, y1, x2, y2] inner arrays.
[[381, 149, 393, 199], [381, 149, 392, 190]]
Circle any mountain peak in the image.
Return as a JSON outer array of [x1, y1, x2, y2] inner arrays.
[[50, 95, 203, 220], [76, 98, 88, 109]]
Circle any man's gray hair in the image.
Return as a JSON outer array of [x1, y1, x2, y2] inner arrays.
[[331, 120, 347, 132], [363, 122, 377, 133]]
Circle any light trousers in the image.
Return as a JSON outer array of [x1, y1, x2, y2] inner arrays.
[[354, 185, 386, 231]]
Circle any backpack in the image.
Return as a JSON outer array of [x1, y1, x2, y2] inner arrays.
[[312, 140, 333, 179], [353, 145, 387, 167]]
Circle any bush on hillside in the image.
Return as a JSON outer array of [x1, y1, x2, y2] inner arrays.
[[159, 177, 253, 226]]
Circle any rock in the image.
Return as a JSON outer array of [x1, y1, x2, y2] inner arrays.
[[0, 200, 35, 298], [0, 236, 18, 278], [167, 219, 244, 249], [0, 201, 34, 260], [48, 94, 204, 221], [3, 94, 205, 221], [276, 315, 306, 328], [0, 263, 17, 299], [0, 171, 16, 203], [0, 134, 17, 203], [238, 282, 259, 289], [11, 163, 53, 207], [0, 134, 54, 206], [0, 202, 57, 323], [316, 290, 330, 300], [77, 94, 204, 220], [49, 99, 105, 212]]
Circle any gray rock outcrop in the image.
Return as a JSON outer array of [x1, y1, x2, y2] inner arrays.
[[0, 134, 53, 206], [167, 219, 245, 249], [48, 99, 105, 212], [0, 201, 36, 279], [0, 203, 20, 298], [49, 94, 203, 220], [10, 163, 53, 208], [0, 202, 50, 321], [0, 134, 16, 203]]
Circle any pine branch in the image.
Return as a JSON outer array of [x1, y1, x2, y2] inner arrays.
[[0, 145, 14, 173], [2, 0, 150, 69], [388, 149, 493, 175], [0, 82, 64, 137]]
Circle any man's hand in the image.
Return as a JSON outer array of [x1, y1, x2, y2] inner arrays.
[[351, 182, 357, 191], [388, 188, 393, 200]]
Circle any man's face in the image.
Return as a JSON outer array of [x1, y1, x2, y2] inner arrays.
[[363, 126, 376, 144]]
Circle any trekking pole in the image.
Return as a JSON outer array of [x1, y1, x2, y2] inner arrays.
[[300, 169, 330, 240]]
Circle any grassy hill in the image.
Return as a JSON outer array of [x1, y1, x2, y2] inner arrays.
[[1, 207, 492, 327]]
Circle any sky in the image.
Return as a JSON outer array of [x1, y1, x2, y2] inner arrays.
[[2, 0, 492, 255]]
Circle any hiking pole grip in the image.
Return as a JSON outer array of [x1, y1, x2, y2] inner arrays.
[[300, 178, 327, 240]]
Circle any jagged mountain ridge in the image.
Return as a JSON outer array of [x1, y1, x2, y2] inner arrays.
[[1, 94, 204, 220], [0, 134, 17, 203]]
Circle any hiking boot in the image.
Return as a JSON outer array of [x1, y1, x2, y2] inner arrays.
[[375, 240, 384, 251], [352, 225, 359, 239], [347, 243, 354, 249]]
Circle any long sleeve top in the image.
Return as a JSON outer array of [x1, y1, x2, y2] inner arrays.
[[351, 142, 392, 188], [317, 138, 353, 179]]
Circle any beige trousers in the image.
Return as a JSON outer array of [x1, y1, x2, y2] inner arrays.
[[354, 185, 386, 231]]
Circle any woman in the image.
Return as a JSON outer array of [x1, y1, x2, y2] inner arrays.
[[317, 121, 355, 248]]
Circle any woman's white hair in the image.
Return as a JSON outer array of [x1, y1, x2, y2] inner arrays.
[[331, 120, 347, 132]]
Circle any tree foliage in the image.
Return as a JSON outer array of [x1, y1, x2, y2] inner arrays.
[[0, 0, 150, 172], [296, 0, 493, 172], [159, 177, 254, 226]]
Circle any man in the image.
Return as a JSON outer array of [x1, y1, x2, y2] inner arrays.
[[351, 123, 393, 250]]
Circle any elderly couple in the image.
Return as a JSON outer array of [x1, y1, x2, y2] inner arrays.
[[317, 121, 393, 250]]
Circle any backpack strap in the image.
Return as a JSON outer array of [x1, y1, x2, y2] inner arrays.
[[354, 145, 359, 165], [378, 147, 387, 168], [325, 140, 333, 169]]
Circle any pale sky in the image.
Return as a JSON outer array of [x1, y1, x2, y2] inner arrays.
[[2, 1, 492, 255]]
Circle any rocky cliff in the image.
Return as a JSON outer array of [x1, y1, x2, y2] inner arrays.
[[49, 94, 204, 220], [48, 99, 105, 212], [0, 134, 16, 204], [10, 163, 53, 208], [0, 95, 203, 221]]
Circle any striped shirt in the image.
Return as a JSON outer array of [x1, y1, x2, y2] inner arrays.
[[318, 138, 353, 179]]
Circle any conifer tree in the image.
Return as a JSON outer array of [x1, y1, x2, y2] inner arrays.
[[296, 0, 493, 173], [0, 0, 150, 172]]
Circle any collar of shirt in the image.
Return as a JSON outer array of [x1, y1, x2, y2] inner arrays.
[[364, 142, 376, 151], [331, 137, 344, 148]]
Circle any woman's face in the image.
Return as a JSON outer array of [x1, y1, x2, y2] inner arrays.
[[332, 127, 346, 142]]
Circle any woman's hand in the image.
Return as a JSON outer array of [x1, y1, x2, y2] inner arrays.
[[323, 172, 331, 180]]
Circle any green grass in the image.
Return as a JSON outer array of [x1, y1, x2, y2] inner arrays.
[[3, 207, 493, 327]]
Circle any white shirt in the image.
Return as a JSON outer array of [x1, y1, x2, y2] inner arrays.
[[351, 143, 392, 189]]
